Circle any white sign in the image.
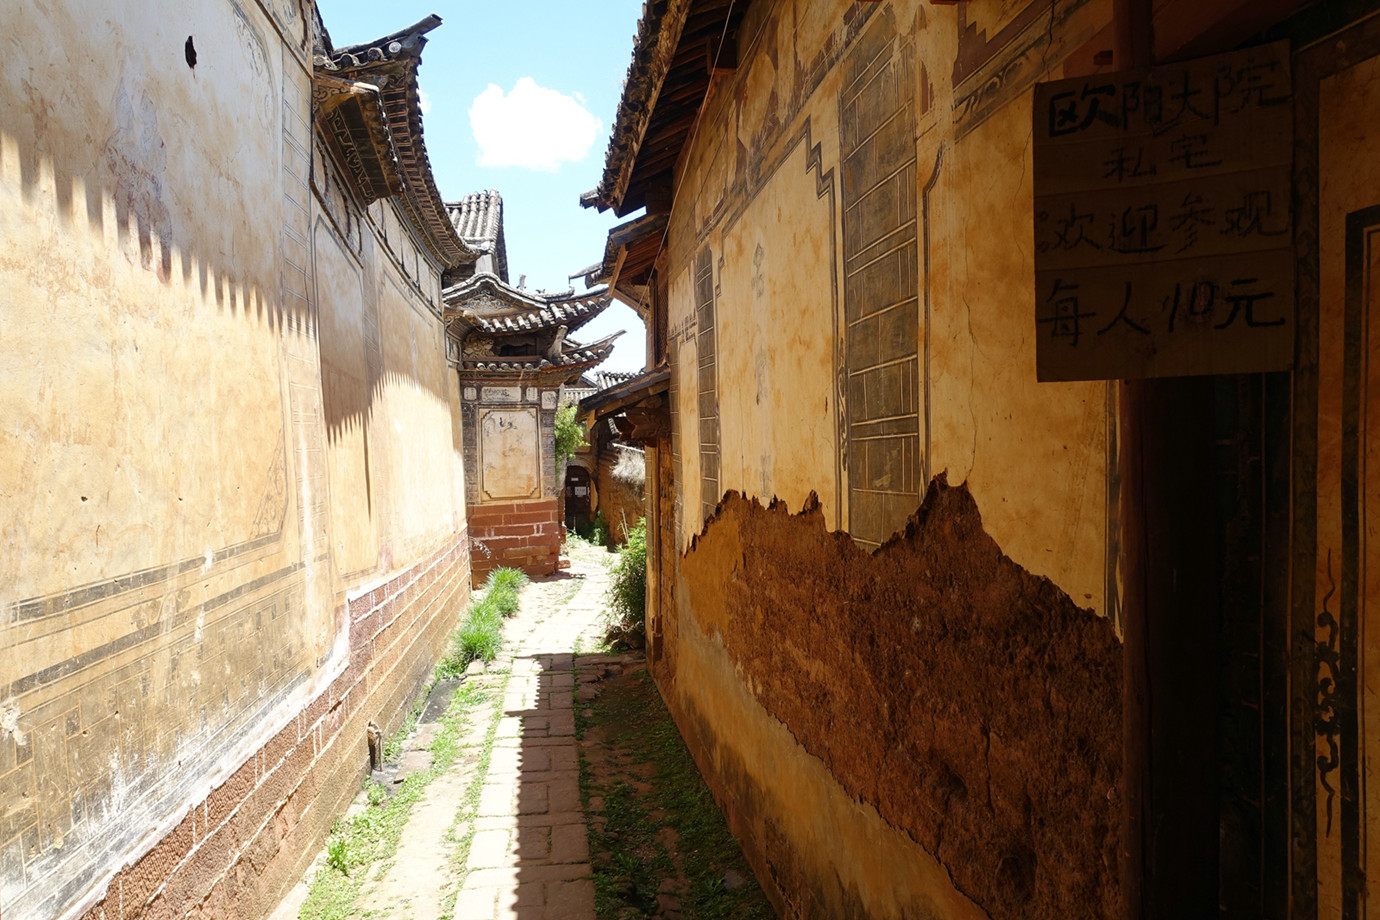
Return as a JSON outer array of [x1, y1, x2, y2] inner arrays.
[[1033, 42, 1293, 381]]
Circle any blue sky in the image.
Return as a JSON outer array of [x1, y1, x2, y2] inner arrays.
[[318, 0, 647, 373]]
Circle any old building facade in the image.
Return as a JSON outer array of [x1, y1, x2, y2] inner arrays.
[[583, 1, 1380, 918], [568, 371, 649, 544], [442, 191, 618, 583], [1, 5, 477, 919]]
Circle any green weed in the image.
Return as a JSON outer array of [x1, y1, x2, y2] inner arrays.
[[433, 568, 526, 679], [485, 567, 529, 601], [324, 834, 349, 875], [577, 666, 772, 920], [602, 519, 646, 649], [298, 679, 493, 920]]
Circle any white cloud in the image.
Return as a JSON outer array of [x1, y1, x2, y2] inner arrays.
[[418, 89, 432, 115], [469, 78, 602, 172]]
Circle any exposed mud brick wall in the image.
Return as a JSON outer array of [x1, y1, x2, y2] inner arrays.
[[652, 445, 677, 673], [595, 456, 646, 545], [468, 498, 560, 585], [678, 478, 1122, 920], [73, 535, 469, 920]]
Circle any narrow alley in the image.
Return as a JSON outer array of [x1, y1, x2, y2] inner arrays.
[[8, 2, 1380, 919], [268, 541, 767, 920]]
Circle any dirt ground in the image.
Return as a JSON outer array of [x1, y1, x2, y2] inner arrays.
[[575, 656, 774, 920]]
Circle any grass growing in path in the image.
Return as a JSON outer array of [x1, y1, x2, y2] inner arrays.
[[298, 679, 491, 920], [436, 666, 512, 920], [299, 566, 525, 920], [576, 665, 774, 920], [434, 568, 528, 679]]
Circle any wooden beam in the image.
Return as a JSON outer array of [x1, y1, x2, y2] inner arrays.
[[606, 244, 629, 299], [635, 146, 690, 179], [708, 29, 738, 74], [671, 36, 712, 69], [644, 185, 674, 215], [613, 403, 670, 444]]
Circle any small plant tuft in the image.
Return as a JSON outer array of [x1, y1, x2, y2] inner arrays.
[[325, 833, 349, 875], [577, 510, 610, 547], [457, 602, 502, 664], [433, 567, 527, 679], [603, 518, 647, 649], [485, 567, 529, 607]]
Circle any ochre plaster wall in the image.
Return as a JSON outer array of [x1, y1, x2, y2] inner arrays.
[[655, 1, 1125, 918], [594, 450, 646, 545], [666, 0, 1116, 613], [0, 2, 470, 918]]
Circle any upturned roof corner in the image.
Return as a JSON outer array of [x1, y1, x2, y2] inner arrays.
[[582, 0, 745, 217], [312, 13, 478, 269]]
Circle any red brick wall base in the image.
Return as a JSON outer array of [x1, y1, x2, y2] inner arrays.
[[75, 532, 471, 920], [468, 498, 561, 585]]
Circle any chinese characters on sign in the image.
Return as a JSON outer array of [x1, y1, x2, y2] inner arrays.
[[1033, 43, 1294, 381]]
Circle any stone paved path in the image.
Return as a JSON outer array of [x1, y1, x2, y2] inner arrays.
[[454, 547, 609, 920], [266, 542, 613, 920]]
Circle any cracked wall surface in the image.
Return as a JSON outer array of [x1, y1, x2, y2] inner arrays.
[[664, 0, 1116, 617]]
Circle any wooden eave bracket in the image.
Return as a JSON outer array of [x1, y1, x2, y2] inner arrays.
[[577, 369, 671, 430], [612, 397, 670, 445], [312, 71, 403, 204]]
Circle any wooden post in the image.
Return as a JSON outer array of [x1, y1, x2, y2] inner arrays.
[[1115, 2, 1220, 918], [1121, 377, 1219, 920]]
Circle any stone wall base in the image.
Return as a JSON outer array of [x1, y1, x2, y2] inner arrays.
[[75, 533, 470, 920], [468, 498, 561, 585]]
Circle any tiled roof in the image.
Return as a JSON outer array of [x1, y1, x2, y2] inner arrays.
[[595, 370, 638, 390], [448, 190, 503, 247], [446, 190, 508, 282], [463, 332, 624, 375], [581, 0, 745, 216], [581, 0, 692, 215], [577, 368, 671, 421], [314, 15, 476, 269], [471, 296, 610, 335], [586, 212, 667, 291], [443, 274, 613, 335]]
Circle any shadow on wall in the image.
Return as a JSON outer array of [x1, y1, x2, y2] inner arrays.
[[0, 116, 461, 456], [0, 125, 309, 331]]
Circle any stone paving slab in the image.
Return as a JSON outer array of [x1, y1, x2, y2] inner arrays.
[[452, 548, 608, 920]]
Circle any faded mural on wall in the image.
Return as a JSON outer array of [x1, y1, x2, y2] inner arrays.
[[480, 407, 541, 500]]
